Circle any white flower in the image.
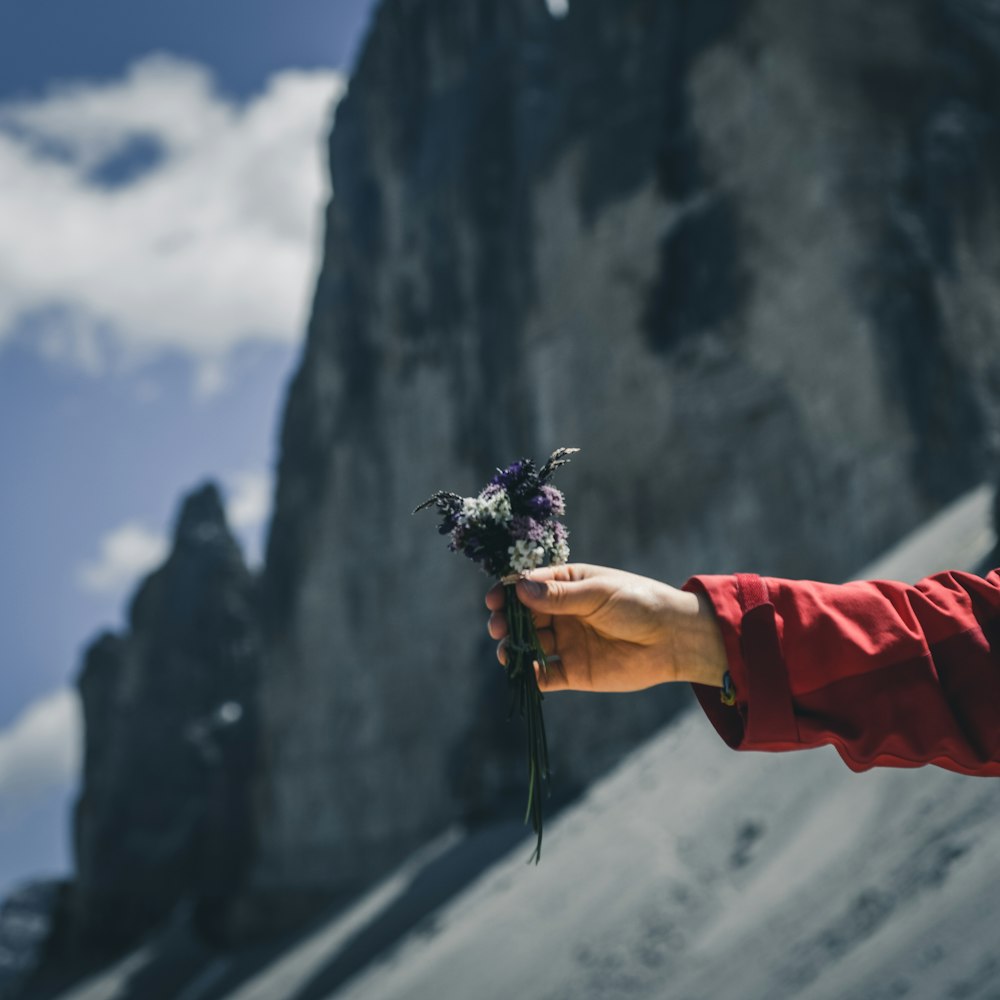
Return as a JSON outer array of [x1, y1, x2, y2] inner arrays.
[[459, 488, 512, 527], [540, 524, 570, 566], [483, 489, 512, 523], [508, 539, 546, 575], [461, 497, 485, 520]]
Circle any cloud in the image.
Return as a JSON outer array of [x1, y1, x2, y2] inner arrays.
[[0, 689, 81, 824], [77, 520, 169, 596], [225, 469, 273, 566], [76, 471, 272, 597], [226, 469, 272, 533], [0, 54, 344, 383]]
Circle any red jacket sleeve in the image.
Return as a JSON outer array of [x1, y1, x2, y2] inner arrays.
[[682, 569, 1000, 776]]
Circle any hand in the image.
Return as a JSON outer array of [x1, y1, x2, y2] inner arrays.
[[485, 563, 727, 694]]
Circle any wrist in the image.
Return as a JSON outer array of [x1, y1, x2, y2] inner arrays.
[[667, 590, 728, 688]]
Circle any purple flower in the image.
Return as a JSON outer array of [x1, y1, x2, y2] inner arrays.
[[528, 484, 565, 517], [418, 449, 578, 580], [490, 459, 536, 493], [414, 490, 464, 533], [511, 515, 546, 544]]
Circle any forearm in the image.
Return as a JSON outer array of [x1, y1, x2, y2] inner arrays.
[[668, 589, 728, 688]]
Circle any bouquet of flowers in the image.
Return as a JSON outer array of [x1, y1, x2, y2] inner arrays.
[[415, 447, 578, 862]]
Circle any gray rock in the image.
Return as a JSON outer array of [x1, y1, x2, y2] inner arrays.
[[73, 483, 259, 953], [247, 0, 1000, 910], [0, 880, 66, 1000]]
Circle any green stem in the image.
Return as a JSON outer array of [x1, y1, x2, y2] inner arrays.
[[503, 583, 551, 863]]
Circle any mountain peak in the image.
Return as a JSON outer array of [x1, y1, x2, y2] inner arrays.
[[173, 480, 230, 548]]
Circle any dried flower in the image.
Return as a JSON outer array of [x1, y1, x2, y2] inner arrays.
[[415, 447, 579, 861]]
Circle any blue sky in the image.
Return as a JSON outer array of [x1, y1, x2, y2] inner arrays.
[[0, 0, 378, 899]]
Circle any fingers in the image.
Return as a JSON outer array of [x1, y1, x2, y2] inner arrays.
[[517, 563, 600, 584], [534, 627, 557, 658], [515, 567, 610, 618], [485, 563, 601, 612], [496, 643, 568, 693], [488, 611, 508, 640], [488, 608, 552, 639], [535, 658, 568, 693], [485, 582, 506, 612], [496, 627, 557, 667], [532, 611, 553, 630]]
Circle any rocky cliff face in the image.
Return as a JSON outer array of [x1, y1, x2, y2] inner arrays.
[[0, 881, 66, 1000], [73, 485, 259, 952], [250, 0, 1000, 905]]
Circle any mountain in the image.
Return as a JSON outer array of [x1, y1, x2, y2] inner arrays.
[[72, 484, 260, 954], [12, 0, 1000, 990], [37, 483, 999, 1000], [324, 484, 999, 1000], [247, 0, 1000, 917]]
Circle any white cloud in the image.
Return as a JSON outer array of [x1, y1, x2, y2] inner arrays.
[[0, 54, 344, 383], [76, 474, 273, 595], [77, 520, 169, 596], [0, 689, 81, 824], [226, 469, 272, 533], [224, 469, 273, 567]]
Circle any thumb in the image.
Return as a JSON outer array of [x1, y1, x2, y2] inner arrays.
[[516, 574, 608, 618]]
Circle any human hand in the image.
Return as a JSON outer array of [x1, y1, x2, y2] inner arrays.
[[485, 563, 727, 694]]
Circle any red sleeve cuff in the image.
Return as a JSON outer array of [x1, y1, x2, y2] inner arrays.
[[682, 573, 802, 753]]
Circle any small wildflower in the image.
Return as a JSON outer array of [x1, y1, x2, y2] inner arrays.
[[415, 447, 580, 862], [511, 515, 546, 544], [509, 538, 546, 574], [529, 484, 566, 517]]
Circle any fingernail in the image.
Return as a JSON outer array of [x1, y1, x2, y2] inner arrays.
[[520, 579, 543, 598]]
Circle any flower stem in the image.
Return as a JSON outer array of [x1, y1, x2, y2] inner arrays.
[[503, 583, 551, 863]]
